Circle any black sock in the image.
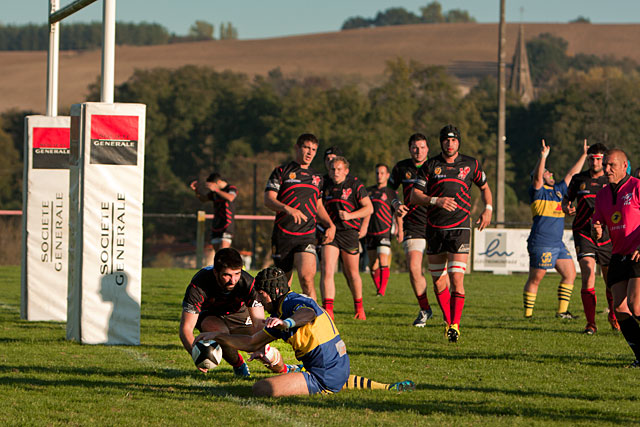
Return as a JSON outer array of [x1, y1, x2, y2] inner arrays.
[[618, 317, 640, 360]]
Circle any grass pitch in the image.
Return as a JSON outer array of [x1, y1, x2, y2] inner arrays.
[[1, 265, 638, 426]]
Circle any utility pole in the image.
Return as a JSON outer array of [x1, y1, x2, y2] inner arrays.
[[497, 0, 506, 226]]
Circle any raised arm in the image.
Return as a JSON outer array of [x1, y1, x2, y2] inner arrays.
[[531, 139, 550, 190], [563, 139, 588, 186]]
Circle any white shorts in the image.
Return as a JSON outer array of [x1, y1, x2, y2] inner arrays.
[[402, 238, 426, 254]]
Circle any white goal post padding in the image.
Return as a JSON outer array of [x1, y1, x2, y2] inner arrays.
[[21, 115, 70, 321], [67, 102, 146, 345]]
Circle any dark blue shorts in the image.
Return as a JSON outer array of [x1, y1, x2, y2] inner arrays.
[[302, 352, 350, 395], [528, 243, 572, 270]]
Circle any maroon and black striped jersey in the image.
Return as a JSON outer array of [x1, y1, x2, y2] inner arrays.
[[366, 185, 397, 237], [182, 266, 258, 316], [265, 161, 323, 236], [566, 171, 610, 236], [389, 158, 428, 231], [209, 184, 237, 234], [322, 175, 369, 232], [415, 153, 487, 229]]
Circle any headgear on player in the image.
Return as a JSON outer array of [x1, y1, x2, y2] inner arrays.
[[255, 267, 290, 302], [439, 124, 461, 145]]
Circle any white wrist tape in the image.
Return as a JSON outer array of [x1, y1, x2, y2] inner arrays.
[[430, 197, 438, 206]]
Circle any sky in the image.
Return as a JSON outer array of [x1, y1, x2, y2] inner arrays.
[[2, 0, 640, 40]]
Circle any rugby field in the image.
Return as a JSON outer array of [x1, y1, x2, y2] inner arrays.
[[0, 266, 637, 425]]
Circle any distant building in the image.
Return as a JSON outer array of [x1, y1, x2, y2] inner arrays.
[[509, 24, 535, 105]]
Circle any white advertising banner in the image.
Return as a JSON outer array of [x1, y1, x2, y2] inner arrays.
[[21, 115, 70, 321], [67, 102, 146, 345], [473, 228, 579, 274]]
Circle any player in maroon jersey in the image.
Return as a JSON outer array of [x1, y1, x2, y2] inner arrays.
[[265, 133, 335, 301], [364, 163, 402, 296], [180, 248, 300, 377], [562, 143, 619, 334], [389, 133, 434, 327], [320, 156, 373, 319], [592, 149, 640, 367], [190, 172, 237, 265], [412, 125, 493, 342]]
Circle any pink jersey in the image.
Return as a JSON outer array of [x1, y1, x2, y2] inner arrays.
[[592, 176, 640, 255]]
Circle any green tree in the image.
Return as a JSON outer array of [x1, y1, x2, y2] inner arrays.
[[373, 8, 422, 27], [341, 16, 372, 30], [189, 21, 214, 40], [445, 9, 476, 23], [420, 1, 444, 23], [0, 124, 21, 209], [526, 33, 569, 86], [219, 22, 238, 40]]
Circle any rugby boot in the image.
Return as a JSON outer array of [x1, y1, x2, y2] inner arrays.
[[233, 362, 251, 378], [354, 310, 367, 320], [388, 380, 416, 392], [412, 308, 433, 327], [556, 311, 578, 319], [447, 324, 460, 343]]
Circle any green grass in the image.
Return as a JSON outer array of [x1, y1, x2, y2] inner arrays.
[[1, 265, 638, 425]]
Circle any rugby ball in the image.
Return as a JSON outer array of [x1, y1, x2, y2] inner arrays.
[[191, 340, 223, 370]]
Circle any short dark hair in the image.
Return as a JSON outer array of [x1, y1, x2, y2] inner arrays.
[[634, 167, 640, 179], [206, 172, 222, 183], [407, 133, 427, 148], [296, 133, 319, 147], [255, 267, 290, 303], [375, 163, 389, 172], [213, 248, 244, 271], [587, 143, 608, 155]]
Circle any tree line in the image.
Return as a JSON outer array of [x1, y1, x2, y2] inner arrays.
[[342, 1, 476, 30], [0, 21, 237, 51], [2, 34, 639, 264]]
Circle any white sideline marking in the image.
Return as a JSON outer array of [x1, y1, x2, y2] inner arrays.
[[116, 348, 306, 426]]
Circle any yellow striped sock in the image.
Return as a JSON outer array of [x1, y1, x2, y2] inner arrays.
[[523, 291, 537, 317], [557, 283, 574, 313], [342, 375, 389, 390]]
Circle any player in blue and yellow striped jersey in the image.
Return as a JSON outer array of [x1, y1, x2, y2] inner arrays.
[[523, 139, 587, 319], [196, 267, 414, 396]]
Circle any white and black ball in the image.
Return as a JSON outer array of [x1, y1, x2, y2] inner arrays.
[[191, 340, 223, 370]]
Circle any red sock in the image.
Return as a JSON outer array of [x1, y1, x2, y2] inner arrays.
[[606, 289, 617, 320], [417, 292, 431, 311], [435, 287, 451, 325], [581, 288, 597, 326], [323, 298, 334, 319], [371, 268, 381, 292], [451, 291, 465, 326], [354, 298, 364, 313], [230, 353, 245, 368], [379, 266, 390, 296]]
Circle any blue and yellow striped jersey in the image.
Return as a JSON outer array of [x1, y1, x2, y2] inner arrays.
[[528, 181, 567, 246], [263, 292, 348, 377]]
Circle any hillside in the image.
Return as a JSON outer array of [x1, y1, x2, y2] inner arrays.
[[2, 23, 639, 113]]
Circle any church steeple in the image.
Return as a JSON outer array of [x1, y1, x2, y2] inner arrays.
[[509, 24, 535, 105]]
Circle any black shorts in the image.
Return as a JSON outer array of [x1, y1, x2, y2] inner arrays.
[[403, 220, 427, 240], [196, 305, 253, 334], [573, 230, 612, 266], [606, 254, 640, 289], [426, 228, 470, 255], [326, 229, 359, 255], [271, 231, 317, 273], [365, 234, 392, 251]]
